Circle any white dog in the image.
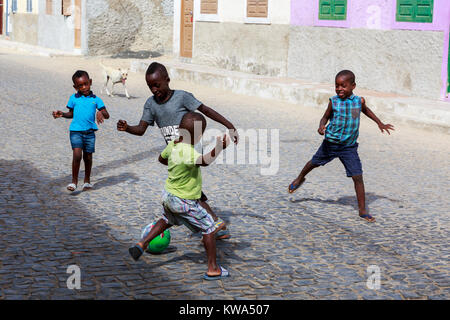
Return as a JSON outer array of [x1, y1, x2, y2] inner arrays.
[[100, 61, 130, 99]]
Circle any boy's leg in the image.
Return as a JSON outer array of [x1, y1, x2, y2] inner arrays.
[[289, 141, 334, 193], [202, 232, 221, 277], [199, 192, 228, 234], [71, 148, 83, 186], [139, 218, 171, 250], [199, 200, 230, 239], [289, 160, 318, 193], [199, 199, 216, 218], [129, 218, 171, 261], [82, 152, 93, 184], [352, 175, 374, 222], [82, 131, 95, 188], [69, 132, 84, 189], [338, 143, 374, 222], [293, 160, 318, 183]]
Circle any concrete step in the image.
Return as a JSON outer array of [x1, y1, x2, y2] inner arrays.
[[0, 39, 82, 57], [131, 59, 450, 135]]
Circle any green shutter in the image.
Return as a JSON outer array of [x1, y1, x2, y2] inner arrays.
[[396, 0, 433, 23], [447, 32, 450, 94], [319, 0, 347, 21], [319, 0, 333, 20], [333, 0, 347, 20], [397, 0, 415, 21]]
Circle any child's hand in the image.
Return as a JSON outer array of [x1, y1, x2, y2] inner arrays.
[[117, 120, 128, 131], [318, 125, 326, 135], [378, 123, 395, 135], [216, 134, 230, 150], [96, 111, 105, 124], [52, 110, 63, 119], [229, 128, 239, 144]]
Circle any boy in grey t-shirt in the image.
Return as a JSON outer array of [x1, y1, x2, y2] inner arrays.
[[140, 89, 205, 144], [117, 62, 239, 238]]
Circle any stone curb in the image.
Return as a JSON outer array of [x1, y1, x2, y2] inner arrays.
[[0, 39, 82, 57]]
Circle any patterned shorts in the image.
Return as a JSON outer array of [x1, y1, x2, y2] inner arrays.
[[161, 190, 216, 235]]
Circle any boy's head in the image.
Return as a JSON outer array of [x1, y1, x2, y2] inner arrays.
[[72, 70, 92, 96], [335, 70, 356, 99], [179, 112, 207, 145], [146, 62, 171, 101]]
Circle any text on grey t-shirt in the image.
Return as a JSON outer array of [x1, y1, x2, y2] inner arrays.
[[140, 90, 203, 143]]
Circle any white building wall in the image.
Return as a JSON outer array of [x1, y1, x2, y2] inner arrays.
[[37, 0, 81, 53], [14, 0, 38, 14], [174, 0, 291, 76], [217, 0, 290, 24]]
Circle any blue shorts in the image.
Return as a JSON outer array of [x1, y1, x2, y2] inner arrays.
[[311, 140, 362, 177], [69, 130, 96, 153]]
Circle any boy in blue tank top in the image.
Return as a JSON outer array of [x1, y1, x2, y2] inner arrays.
[[288, 70, 394, 222]]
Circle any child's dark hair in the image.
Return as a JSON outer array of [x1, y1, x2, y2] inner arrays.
[[336, 70, 355, 84], [146, 62, 168, 78], [72, 70, 90, 83], [179, 112, 207, 137]]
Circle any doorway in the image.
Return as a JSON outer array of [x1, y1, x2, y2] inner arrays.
[[180, 0, 193, 58]]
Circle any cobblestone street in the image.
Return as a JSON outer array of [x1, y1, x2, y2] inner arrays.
[[0, 48, 449, 299]]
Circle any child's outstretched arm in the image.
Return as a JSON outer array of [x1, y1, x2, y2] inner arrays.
[[197, 105, 239, 144], [117, 120, 149, 136], [96, 108, 110, 124], [52, 109, 73, 119], [197, 134, 230, 167], [318, 101, 333, 135], [361, 97, 395, 135]]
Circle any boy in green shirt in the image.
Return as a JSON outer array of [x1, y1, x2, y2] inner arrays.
[[129, 112, 230, 280]]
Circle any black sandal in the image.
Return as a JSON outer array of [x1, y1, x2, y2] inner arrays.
[[129, 244, 144, 261]]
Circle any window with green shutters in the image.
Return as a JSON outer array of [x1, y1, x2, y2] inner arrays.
[[396, 0, 434, 23], [319, 0, 347, 21]]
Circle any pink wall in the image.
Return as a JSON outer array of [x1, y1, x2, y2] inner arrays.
[[290, 0, 450, 100], [291, 0, 450, 31]]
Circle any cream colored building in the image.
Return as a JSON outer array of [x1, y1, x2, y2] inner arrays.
[[2, 0, 39, 45], [174, 0, 291, 77]]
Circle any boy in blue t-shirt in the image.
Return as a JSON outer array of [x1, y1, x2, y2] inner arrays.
[[288, 70, 394, 222], [52, 70, 110, 192]]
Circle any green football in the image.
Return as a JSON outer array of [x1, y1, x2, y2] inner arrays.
[[141, 222, 171, 253]]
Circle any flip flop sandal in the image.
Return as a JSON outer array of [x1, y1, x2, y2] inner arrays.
[[66, 183, 77, 192], [203, 266, 230, 281], [288, 178, 306, 194], [360, 214, 376, 223], [82, 183, 93, 191], [128, 244, 144, 261], [215, 230, 231, 240]]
